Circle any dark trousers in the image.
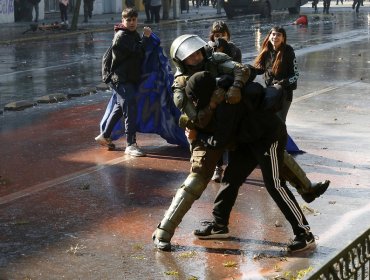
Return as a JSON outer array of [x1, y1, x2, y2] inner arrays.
[[31, 3, 39, 21], [59, 3, 68, 22], [212, 132, 310, 236], [312, 0, 318, 12], [323, 0, 331, 13], [103, 83, 138, 145], [150, 5, 161, 23], [353, 0, 360, 11], [84, 0, 94, 19], [144, 2, 151, 21]]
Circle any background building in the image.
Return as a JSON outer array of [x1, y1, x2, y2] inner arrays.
[[0, 0, 145, 23]]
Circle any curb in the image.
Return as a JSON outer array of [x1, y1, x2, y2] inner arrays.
[[0, 10, 224, 45], [3, 83, 110, 112], [0, 11, 224, 113]]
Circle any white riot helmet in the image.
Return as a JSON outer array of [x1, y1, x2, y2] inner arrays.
[[170, 34, 208, 74]]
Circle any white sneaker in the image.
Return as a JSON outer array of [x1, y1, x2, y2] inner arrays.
[[65, 20, 69, 25], [125, 143, 146, 157], [95, 133, 115, 149]]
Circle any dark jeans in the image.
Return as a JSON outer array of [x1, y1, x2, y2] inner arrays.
[[84, 0, 94, 19], [150, 5, 161, 23], [59, 3, 68, 22], [103, 83, 138, 145], [32, 3, 39, 21], [353, 0, 360, 11], [323, 0, 331, 13], [144, 2, 151, 21]]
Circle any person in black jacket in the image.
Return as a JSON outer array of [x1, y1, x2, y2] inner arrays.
[[208, 21, 242, 64], [94, 8, 152, 157], [152, 34, 251, 252], [254, 26, 298, 123], [191, 74, 316, 253]]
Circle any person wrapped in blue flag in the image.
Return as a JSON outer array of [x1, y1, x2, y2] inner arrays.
[[96, 7, 188, 157]]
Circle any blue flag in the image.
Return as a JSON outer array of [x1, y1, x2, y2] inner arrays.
[[99, 33, 303, 153], [286, 134, 304, 154]]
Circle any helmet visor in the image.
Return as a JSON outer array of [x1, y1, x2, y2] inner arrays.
[[172, 35, 207, 61]]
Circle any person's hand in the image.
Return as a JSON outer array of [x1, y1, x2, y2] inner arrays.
[[185, 128, 197, 140], [143, 26, 152, 37], [210, 38, 228, 52], [245, 64, 257, 82], [272, 79, 282, 86], [210, 88, 226, 107], [225, 86, 241, 104]]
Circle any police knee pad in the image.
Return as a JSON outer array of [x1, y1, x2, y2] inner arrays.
[[183, 173, 208, 198], [156, 173, 208, 239]]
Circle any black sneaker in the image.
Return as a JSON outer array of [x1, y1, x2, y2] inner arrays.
[[301, 180, 330, 203], [193, 221, 229, 239], [287, 232, 316, 252]]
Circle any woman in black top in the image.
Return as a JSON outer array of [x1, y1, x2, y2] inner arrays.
[[254, 26, 299, 123]]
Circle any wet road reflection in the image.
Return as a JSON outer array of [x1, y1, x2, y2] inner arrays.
[[0, 11, 369, 108], [1, 7, 370, 279]]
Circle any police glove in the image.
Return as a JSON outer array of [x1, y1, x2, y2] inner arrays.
[[197, 107, 214, 128], [226, 85, 242, 104], [210, 88, 226, 105], [179, 114, 196, 130]]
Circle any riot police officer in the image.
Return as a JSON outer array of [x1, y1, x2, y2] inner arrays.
[[152, 34, 250, 251], [152, 35, 329, 251]]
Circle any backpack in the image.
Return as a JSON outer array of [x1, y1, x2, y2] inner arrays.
[[101, 44, 113, 84]]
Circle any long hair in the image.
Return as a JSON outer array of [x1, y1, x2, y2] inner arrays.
[[254, 26, 287, 75]]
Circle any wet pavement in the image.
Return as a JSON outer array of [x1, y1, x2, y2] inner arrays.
[[1, 2, 370, 109], [1, 3, 370, 280]]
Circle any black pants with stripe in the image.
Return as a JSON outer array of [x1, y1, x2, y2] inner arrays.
[[212, 132, 310, 236]]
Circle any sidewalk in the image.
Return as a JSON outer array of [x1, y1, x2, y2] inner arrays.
[[1, 1, 367, 45], [0, 5, 225, 45]]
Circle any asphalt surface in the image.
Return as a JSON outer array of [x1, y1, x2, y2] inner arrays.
[[0, 2, 370, 280]]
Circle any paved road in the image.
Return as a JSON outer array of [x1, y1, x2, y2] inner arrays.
[[0, 4, 370, 280], [1, 3, 369, 109]]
